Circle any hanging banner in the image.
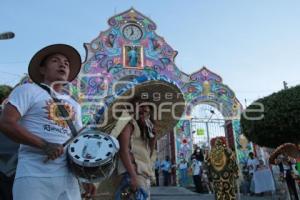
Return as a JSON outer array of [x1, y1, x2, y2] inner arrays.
[[232, 119, 254, 165], [197, 128, 205, 136]]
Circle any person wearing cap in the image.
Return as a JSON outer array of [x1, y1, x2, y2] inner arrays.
[[0, 44, 95, 200]]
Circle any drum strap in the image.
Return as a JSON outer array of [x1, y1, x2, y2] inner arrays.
[[38, 84, 78, 138]]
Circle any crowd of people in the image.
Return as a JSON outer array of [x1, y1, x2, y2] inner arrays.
[[240, 151, 300, 199], [152, 146, 213, 194], [153, 145, 300, 200]]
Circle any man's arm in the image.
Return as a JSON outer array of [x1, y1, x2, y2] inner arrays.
[[0, 103, 63, 160], [118, 123, 138, 190], [0, 103, 44, 148]]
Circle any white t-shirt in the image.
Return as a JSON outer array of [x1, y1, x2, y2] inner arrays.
[[161, 160, 171, 172], [192, 159, 202, 175], [8, 83, 82, 178], [247, 158, 259, 174], [179, 162, 188, 170]]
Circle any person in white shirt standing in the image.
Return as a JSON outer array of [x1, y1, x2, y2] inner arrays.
[[0, 44, 95, 200], [247, 152, 259, 175], [247, 152, 259, 194], [191, 156, 202, 193], [178, 158, 188, 187], [161, 156, 172, 186]]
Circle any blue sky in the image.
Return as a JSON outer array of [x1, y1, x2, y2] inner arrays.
[[1, 0, 300, 107]]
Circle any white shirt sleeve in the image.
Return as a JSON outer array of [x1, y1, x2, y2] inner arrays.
[[255, 159, 260, 167], [8, 84, 35, 116]]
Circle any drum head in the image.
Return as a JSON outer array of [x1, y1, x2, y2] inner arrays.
[[67, 129, 119, 183], [68, 131, 118, 167]]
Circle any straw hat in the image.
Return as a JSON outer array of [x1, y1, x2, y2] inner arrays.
[[95, 76, 186, 139], [28, 44, 81, 83], [269, 143, 300, 164]]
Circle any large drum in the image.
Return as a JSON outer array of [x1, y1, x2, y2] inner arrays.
[[67, 129, 119, 183]]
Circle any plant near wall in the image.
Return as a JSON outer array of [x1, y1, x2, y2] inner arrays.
[[241, 85, 300, 148], [0, 85, 12, 104]]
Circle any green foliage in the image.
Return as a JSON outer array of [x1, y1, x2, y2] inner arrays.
[[0, 85, 12, 104], [241, 85, 300, 148]]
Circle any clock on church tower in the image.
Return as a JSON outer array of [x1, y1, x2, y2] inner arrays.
[[122, 23, 143, 41]]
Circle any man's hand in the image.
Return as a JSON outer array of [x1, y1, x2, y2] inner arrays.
[[82, 183, 96, 199], [41, 140, 64, 162], [130, 175, 138, 192]]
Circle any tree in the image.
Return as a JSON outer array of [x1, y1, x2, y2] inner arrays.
[[241, 85, 300, 148], [0, 85, 12, 104]]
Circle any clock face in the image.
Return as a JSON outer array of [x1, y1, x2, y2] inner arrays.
[[122, 24, 143, 41]]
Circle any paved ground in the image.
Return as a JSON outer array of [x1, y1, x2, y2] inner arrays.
[[151, 187, 274, 200]]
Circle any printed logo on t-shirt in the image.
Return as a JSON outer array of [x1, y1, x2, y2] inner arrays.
[[43, 99, 75, 128]]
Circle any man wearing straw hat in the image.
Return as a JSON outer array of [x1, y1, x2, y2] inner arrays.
[[0, 44, 95, 200], [95, 77, 185, 199]]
